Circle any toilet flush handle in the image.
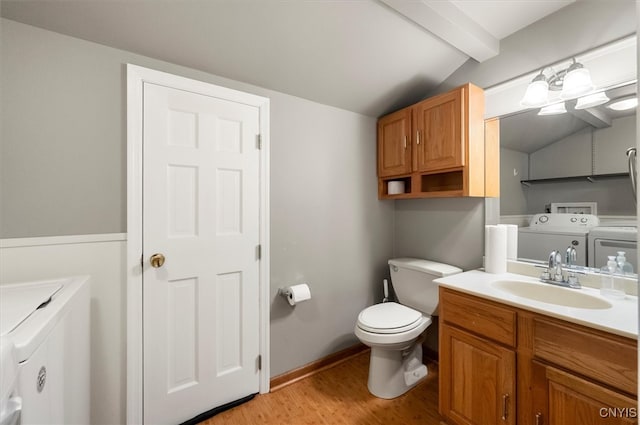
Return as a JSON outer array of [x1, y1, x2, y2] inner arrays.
[[391, 265, 398, 272]]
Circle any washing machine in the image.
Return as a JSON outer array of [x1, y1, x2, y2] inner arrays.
[[518, 213, 600, 266], [0, 276, 90, 425], [588, 224, 637, 271]]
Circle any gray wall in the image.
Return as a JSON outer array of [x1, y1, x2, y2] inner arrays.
[[500, 148, 529, 215], [501, 115, 637, 216], [1, 19, 395, 423], [525, 180, 635, 216], [393, 198, 485, 271], [529, 128, 593, 179]]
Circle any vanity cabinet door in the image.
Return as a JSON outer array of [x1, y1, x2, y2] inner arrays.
[[377, 107, 412, 177], [440, 324, 516, 425], [532, 361, 637, 425]]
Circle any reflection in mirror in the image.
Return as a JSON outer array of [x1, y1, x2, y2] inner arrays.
[[498, 81, 637, 276]]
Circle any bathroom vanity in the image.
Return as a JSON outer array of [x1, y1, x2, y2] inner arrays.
[[436, 271, 638, 425]]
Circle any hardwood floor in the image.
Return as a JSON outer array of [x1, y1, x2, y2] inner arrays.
[[201, 350, 444, 425]]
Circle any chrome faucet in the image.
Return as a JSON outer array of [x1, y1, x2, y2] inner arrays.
[[536, 248, 582, 289], [548, 250, 563, 281], [566, 246, 577, 267]]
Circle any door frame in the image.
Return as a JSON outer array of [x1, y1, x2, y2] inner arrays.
[[126, 64, 270, 425]]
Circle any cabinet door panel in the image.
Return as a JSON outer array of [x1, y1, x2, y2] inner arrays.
[[533, 362, 637, 425], [415, 89, 463, 172], [440, 325, 515, 425], [377, 108, 412, 177]]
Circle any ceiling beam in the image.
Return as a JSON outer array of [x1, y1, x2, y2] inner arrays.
[[569, 107, 612, 129], [379, 0, 500, 62]]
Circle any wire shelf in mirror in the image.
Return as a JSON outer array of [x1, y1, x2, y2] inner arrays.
[[520, 172, 628, 186]]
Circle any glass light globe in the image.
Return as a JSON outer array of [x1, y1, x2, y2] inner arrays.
[[561, 65, 593, 99], [521, 79, 549, 107]]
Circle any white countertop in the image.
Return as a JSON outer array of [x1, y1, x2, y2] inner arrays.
[[435, 270, 638, 339]]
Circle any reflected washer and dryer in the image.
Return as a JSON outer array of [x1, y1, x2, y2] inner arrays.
[[588, 224, 637, 270], [0, 276, 90, 425], [517, 213, 600, 266]]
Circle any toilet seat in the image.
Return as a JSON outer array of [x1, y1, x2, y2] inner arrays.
[[357, 302, 424, 334]]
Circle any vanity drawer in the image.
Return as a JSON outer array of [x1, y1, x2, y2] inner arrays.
[[533, 317, 638, 395], [440, 288, 516, 347]]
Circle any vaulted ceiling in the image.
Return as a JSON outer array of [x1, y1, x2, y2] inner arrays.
[[1, 0, 575, 116]]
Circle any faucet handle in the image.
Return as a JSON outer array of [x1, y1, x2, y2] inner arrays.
[[534, 264, 551, 280]]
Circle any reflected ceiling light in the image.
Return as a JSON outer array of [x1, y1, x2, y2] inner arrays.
[[607, 96, 638, 111], [538, 103, 567, 116], [575, 92, 610, 110], [521, 58, 594, 108]]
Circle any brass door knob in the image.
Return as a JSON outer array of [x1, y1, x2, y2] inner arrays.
[[150, 253, 166, 268]]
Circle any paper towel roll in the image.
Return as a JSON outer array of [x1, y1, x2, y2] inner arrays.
[[485, 225, 507, 274], [286, 283, 311, 306], [501, 224, 518, 260]]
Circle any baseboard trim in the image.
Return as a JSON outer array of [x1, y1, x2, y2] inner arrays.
[[270, 343, 368, 392]]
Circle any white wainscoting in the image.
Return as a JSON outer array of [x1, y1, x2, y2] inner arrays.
[[1, 233, 127, 425]]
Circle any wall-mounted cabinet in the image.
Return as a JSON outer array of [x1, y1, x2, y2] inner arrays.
[[377, 83, 498, 199]]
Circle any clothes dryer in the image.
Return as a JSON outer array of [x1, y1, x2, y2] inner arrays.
[[588, 225, 637, 271]]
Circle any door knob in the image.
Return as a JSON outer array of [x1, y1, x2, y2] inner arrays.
[[150, 253, 166, 268]]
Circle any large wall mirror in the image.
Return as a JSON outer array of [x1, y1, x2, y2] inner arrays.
[[486, 36, 637, 276]]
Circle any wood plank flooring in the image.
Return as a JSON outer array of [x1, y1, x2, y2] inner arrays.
[[201, 350, 444, 425]]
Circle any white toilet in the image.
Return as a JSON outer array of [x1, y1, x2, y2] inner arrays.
[[355, 258, 462, 399]]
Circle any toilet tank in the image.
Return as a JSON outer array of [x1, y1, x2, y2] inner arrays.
[[389, 258, 462, 315]]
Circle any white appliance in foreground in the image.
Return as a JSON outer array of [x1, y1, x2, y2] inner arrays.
[[518, 214, 600, 266], [0, 276, 90, 425]]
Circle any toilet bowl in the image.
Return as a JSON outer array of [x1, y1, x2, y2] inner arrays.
[[354, 258, 462, 399], [355, 302, 431, 399]]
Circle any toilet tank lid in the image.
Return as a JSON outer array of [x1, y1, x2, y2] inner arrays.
[[388, 258, 462, 277]]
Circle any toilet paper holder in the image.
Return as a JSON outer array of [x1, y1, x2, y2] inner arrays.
[[278, 287, 292, 298], [278, 283, 312, 306]]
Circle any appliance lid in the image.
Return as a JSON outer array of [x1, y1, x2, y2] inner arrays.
[[357, 302, 423, 334], [388, 258, 462, 277], [0, 282, 63, 337], [589, 226, 638, 240], [518, 226, 590, 236]]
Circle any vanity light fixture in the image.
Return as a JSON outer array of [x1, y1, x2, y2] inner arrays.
[[520, 72, 549, 108], [575, 91, 610, 110], [607, 96, 638, 111], [521, 58, 595, 108], [560, 59, 594, 99], [537, 102, 567, 116]]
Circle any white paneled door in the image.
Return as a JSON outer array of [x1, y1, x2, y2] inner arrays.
[[142, 82, 261, 425]]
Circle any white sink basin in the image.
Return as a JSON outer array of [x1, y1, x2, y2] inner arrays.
[[491, 280, 612, 310]]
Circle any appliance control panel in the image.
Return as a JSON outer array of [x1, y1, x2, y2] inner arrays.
[[529, 213, 600, 228]]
